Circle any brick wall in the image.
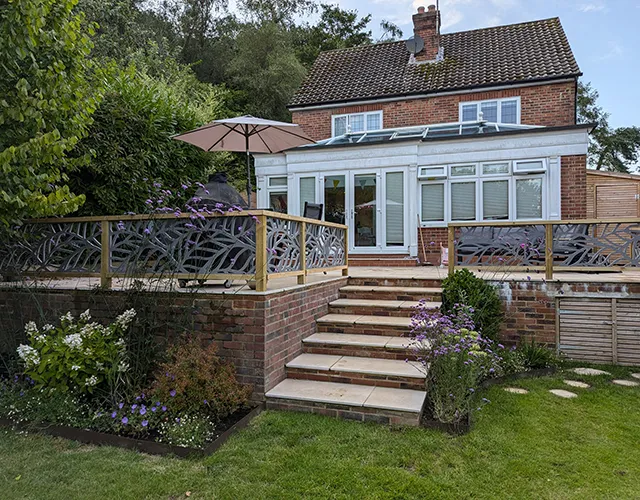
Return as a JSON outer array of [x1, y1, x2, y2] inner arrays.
[[561, 155, 588, 219], [417, 227, 448, 265], [0, 278, 347, 401], [292, 81, 577, 141]]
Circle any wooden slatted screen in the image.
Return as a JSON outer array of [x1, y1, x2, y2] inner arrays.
[[596, 184, 639, 218], [558, 297, 640, 366]]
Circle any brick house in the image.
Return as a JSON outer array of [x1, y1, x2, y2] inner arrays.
[[254, 5, 592, 264]]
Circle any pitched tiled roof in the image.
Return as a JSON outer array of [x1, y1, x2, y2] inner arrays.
[[289, 17, 581, 108]]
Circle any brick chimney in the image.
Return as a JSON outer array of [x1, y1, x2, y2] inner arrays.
[[413, 5, 441, 62]]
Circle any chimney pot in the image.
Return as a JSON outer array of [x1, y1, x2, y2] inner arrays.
[[427, 4, 436, 11], [417, 6, 425, 13]]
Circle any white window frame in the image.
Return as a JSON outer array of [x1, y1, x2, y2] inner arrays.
[[458, 97, 521, 124], [331, 111, 383, 137], [266, 176, 288, 213], [419, 159, 548, 226], [513, 158, 547, 174]]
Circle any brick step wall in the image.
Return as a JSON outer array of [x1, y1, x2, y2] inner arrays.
[[339, 286, 441, 302], [327, 304, 422, 318], [286, 367, 425, 391], [346, 277, 444, 289], [303, 343, 417, 360], [317, 321, 411, 337]]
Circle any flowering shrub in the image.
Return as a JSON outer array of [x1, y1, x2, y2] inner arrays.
[[15, 309, 136, 396], [151, 336, 251, 421], [157, 414, 216, 448], [411, 303, 499, 424], [92, 393, 173, 439]]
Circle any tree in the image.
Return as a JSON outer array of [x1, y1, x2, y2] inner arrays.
[[0, 0, 102, 225], [577, 81, 640, 173]]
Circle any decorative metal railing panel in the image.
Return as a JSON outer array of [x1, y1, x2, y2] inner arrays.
[[554, 222, 640, 267], [455, 225, 546, 267], [306, 224, 347, 270], [0, 221, 102, 274], [109, 216, 257, 275], [266, 217, 301, 273]]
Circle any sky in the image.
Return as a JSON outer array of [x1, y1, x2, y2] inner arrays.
[[331, 0, 640, 129]]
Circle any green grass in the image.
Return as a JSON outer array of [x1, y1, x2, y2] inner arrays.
[[1, 365, 640, 499]]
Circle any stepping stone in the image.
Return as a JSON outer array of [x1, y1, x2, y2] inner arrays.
[[563, 380, 590, 389], [571, 367, 611, 376], [550, 389, 578, 399], [631, 373, 640, 380], [612, 379, 640, 387], [504, 387, 528, 394]]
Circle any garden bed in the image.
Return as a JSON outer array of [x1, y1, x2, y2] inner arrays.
[[0, 404, 263, 458], [480, 367, 557, 389]]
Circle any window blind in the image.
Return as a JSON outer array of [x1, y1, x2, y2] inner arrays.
[[516, 178, 543, 219], [451, 182, 476, 220], [385, 172, 404, 246], [483, 180, 509, 220], [299, 177, 316, 214], [421, 184, 444, 222]]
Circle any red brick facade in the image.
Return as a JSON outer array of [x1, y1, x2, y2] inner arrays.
[[292, 81, 577, 141], [560, 155, 588, 219]]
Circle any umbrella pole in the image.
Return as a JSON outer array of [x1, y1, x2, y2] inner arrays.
[[245, 133, 252, 209]]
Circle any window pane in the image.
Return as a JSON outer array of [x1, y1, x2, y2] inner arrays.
[[421, 184, 444, 222], [451, 165, 476, 176], [269, 192, 288, 213], [386, 172, 404, 246], [299, 177, 316, 215], [324, 175, 345, 224], [482, 162, 510, 175], [354, 174, 376, 247], [516, 178, 543, 219], [501, 100, 518, 124], [350, 114, 365, 133], [483, 180, 509, 220], [462, 104, 477, 121], [514, 160, 545, 172], [367, 113, 381, 131], [269, 177, 287, 187], [480, 101, 498, 122], [451, 182, 476, 220], [333, 116, 347, 136]]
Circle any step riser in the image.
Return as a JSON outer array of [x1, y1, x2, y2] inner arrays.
[[303, 344, 418, 360], [286, 368, 425, 391], [347, 278, 444, 288], [328, 305, 418, 318], [265, 398, 421, 426], [349, 260, 418, 267], [318, 323, 412, 337], [339, 291, 440, 301]]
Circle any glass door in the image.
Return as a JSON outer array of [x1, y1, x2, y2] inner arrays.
[[324, 174, 346, 224], [353, 173, 378, 249]]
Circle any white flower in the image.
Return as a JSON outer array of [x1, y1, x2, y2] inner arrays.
[[71, 365, 81, 371], [42, 324, 54, 332], [63, 333, 83, 349], [16, 344, 40, 367], [80, 309, 91, 321], [114, 338, 126, 349], [60, 312, 74, 324], [24, 321, 39, 337], [95, 362, 104, 371], [84, 348, 93, 356], [117, 361, 129, 373], [114, 309, 136, 329], [34, 334, 47, 343], [84, 375, 98, 387]]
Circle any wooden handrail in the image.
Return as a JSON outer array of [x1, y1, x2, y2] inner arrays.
[[448, 217, 640, 228]]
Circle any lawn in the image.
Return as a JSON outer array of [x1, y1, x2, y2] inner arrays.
[[1, 365, 639, 499]]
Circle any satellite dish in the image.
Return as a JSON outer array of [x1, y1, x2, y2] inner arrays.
[[405, 36, 424, 55]]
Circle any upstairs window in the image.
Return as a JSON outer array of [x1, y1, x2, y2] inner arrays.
[[332, 111, 382, 137], [459, 97, 520, 124]]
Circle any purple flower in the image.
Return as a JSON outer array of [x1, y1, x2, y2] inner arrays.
[[169, 390, 176, 397], [118, 402, 124, 409], [141, 420, 148, 427], [155, 401, 161, 407], [143, 228, 151, 235], [151, 406, 157, 412], [482, 398, 491, 403], [140, 407, 147, 416], [121, 417, 129, 425], [132, 404, 138, 410], [181, 184, 189, 190], [175, 418, 181, 423], [203, 399, 208, 405], [111, 411, 117, 418], [117, 221, 125, 231], [161, 406, 167, 412]]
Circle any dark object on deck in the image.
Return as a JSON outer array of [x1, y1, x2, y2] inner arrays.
[[303, 202, 323, 220], [193, 172, 249, 210]]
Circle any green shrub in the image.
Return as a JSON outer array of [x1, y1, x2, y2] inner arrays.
[[15, 309, 136, 398], [519, 338, 561, 369], [441, 269, 503, 341], [151, 337, 251, 421]]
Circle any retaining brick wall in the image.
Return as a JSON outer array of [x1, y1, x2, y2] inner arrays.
[[292, 81, 577, 141], [0, 278, 347, 401]]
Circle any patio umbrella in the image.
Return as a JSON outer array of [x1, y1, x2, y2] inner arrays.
[[173, 115, 314, 208]]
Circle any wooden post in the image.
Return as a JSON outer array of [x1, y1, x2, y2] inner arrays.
[[255, 214, 268, 292], [298, 221, 307, 285], [100, 220, 112, 288], [545, 223, 554, 281], [342, 226, 349, 276], [447, 225, 455, 276]]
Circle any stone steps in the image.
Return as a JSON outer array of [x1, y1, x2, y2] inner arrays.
[[303, 332, 419, 360], [285, 353, 425, 390], [339, 285, 442, 301], [265, 379, 426, 426], [349, 256, 419, 267], [316, 313, 414, 336], [328, 298, 438, 317]]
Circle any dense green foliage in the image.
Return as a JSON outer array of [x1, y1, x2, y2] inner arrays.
[[0, 0, 102, 225], [441, 269, 504, 341], [1, 366, 639, 498]]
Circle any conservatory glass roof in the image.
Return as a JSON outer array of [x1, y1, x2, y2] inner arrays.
[[300, 121, 542, 149]]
